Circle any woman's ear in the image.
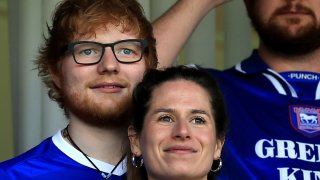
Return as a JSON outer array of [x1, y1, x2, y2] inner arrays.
[[128, 125, 142, 156], [213, 138, 225, 160]]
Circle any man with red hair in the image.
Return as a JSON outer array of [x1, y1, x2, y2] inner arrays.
[[0, 0, 157, 179]]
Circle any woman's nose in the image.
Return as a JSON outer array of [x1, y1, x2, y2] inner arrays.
[[172, 120, 191, 140]]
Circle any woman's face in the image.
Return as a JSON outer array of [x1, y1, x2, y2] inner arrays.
[[129, 79, 224, 180]]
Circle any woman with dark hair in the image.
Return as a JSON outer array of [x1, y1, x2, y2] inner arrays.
[[127, 66, 228, 180]]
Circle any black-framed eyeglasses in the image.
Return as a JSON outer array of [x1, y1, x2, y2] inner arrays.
[[65, 39, 148, 65]]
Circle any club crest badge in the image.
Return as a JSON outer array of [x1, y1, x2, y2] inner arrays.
[[289, 105, 320, 137]]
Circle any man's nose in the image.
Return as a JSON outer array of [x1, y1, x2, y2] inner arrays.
[[97, 47, 119, 74]]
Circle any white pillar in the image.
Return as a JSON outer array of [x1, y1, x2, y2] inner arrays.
[[149, 0, 175, 22], [137, 0, 151, 19], [184, 11, 215, 68], [9, 0, 43, 154], [224, 0, 252, 68]]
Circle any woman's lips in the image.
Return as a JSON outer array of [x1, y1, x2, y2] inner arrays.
[[164, 145, 197, 154]]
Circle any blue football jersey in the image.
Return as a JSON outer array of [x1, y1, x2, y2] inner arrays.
[[205, 50, 320, 180], [0, 131, 126, 180]]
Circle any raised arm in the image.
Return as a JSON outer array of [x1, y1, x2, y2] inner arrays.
[[153, 0, 230, 68]]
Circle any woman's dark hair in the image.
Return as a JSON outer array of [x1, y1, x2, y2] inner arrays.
[[127, 65, 228, 180]]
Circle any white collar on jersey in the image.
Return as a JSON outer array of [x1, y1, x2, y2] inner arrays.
[[236, 63, 320, 100], [52, 130, 127, 175]]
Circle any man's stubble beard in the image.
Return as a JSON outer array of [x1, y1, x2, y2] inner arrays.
[[63, 87, 132, 129], [250, 3, 320, 56]]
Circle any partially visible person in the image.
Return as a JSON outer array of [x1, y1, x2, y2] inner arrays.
[[153, 0, 320, 179], [127, 66, 228, 180], [0, 0, 157, 179]]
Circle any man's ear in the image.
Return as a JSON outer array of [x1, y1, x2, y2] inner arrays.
[[128, 125, 142, 156], [214, 138, 225, 160], [49, 65, 62, 89]]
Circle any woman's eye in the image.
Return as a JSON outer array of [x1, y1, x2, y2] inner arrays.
[[158, 115, 173, 123], [191, 117, 205, 124]]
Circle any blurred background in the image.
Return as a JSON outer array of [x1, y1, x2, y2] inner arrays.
[[0, 0, 257, 161]]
